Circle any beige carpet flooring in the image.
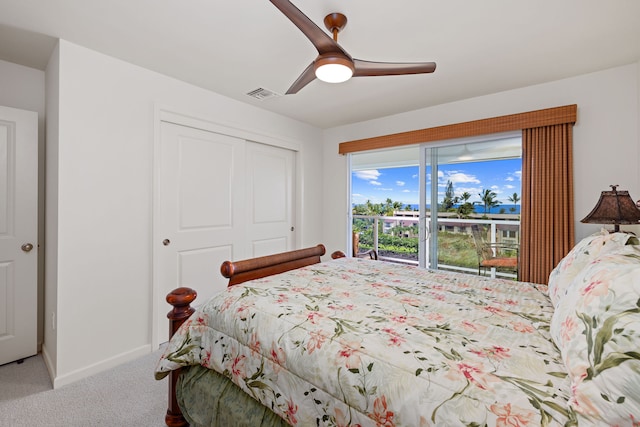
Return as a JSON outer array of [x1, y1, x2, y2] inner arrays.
[[0, 349, 168, 426]]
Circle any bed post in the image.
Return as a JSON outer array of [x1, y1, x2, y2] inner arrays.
[[165, 287, 197, 427]]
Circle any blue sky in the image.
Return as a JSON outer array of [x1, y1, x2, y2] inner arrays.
[[352, 158, 522, 207]]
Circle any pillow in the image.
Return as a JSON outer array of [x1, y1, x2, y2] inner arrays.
[[547, 230, 638, 307], [550, 244, 640, 425]]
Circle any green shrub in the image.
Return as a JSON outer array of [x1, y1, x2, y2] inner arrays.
[[357, 228, 478, 268]]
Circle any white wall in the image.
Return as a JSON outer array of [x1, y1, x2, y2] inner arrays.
[[46, 40, 324, 387], [322, 62, 640, 254], [0, 59, 46, 349], [0, 59, 45, 114], [44, 43, 60, 379]]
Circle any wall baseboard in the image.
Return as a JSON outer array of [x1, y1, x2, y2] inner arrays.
[[40, 343, 56, 385], [50, 344, 152, 389]]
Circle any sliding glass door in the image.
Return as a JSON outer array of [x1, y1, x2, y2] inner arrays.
[[350, 134, 522, 277], [350, 146, 420, 263]]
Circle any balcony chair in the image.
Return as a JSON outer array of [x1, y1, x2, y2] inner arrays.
[[352, 231, 378, 260], [471, 225, 518, 279]]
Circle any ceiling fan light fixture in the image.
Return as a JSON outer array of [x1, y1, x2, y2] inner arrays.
[[314, 54, 354, 83], [457, 145, 474, 161]]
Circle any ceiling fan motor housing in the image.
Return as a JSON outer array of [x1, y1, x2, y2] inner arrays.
[[323, 12, 347, 40]]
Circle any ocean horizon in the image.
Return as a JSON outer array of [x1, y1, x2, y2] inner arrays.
[[355, 203, 521, 215], [410, 204, 520, 214]]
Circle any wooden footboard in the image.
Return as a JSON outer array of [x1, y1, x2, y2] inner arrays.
[[164, 244, 327, 426]]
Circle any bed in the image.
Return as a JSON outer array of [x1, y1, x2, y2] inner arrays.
[[155, 231, 640, 426]]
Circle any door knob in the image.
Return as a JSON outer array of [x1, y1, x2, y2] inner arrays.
[[163, 239, 171, 246], [21, 243, 34, 252]]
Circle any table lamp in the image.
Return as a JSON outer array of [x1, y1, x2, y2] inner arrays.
[[581, 185, 640, 232]]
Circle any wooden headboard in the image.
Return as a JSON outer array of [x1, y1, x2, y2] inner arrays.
[[220, 244, 326, 287]]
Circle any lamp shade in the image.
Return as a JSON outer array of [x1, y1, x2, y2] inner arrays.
[[581, 185, 640, 232]]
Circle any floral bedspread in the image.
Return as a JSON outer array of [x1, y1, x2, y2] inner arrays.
[[155, 258, 575, 426]]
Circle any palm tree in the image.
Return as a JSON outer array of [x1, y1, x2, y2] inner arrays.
[[365, 199, 376, 214], [381, 198, 395, 215], [456, 191, 474, 217], [478, 189, 500, 214], [507, 192, 520, 213]]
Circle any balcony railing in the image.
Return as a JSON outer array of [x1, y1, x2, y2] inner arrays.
[[353, 214, 520, 279]]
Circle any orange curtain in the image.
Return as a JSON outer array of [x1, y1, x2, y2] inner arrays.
[[520, 124, 575, 284]]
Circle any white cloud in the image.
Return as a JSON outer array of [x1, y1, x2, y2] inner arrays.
[[370, 180, 382, 186], [449, 172, 481, 184], [505, 170, 522, 182], [439, 171, 481, 187], [396, 181, 405, 186], [354, 170, 381, 181], [504, 184, 515, 190], [351, 193, 368, 204]]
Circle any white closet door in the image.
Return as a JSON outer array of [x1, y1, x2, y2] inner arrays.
[[0, 106, 38, 365], [245, 141, 295, 257], [155, 122, 296, 345], [156, 122, 246, 344]]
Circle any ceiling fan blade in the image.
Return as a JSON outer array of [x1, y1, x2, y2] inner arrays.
[[352, 59, 436, 77], [285, 62, 317, 94], [269, 0, 348, 56]]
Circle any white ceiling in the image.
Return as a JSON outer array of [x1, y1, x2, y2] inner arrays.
[[1, 0, 639, 129]]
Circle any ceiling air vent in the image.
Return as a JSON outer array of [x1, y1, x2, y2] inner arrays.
[[246, 87, 281, 101]]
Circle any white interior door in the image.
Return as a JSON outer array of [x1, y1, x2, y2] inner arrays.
[[0, 106, 38, 365], [246, 142, 295, 257]]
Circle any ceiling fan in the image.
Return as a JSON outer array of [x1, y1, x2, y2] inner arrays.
[[269, 0, 437, 94]]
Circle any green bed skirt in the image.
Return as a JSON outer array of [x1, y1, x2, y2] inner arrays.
[[176, 365, 290, 427]]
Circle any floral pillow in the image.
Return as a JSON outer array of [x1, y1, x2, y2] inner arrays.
[[550, 244, 640, 425], [547, 230, 638, 307]]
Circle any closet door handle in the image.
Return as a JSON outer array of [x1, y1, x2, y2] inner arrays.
[[163, 239, 171, 246]]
